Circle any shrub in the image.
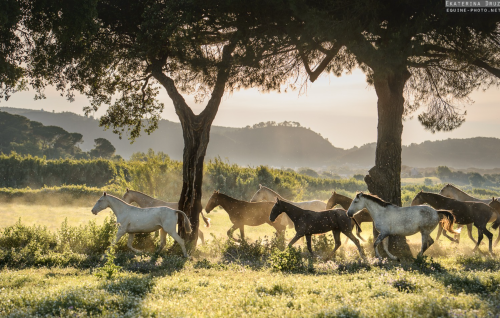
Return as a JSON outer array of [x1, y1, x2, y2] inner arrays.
[[268, 247, 305, 272]]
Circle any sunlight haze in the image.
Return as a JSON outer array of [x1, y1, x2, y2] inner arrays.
[[4, 68, 499, 149]]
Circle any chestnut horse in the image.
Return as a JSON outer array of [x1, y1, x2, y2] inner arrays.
[[205, 191, 286, 241]]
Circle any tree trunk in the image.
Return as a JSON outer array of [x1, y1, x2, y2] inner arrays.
[[151, 42, 237, 252], [365, 68, 413, 258], [176, 115, 213, 250]]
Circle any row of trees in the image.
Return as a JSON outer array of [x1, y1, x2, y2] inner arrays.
[[0, 112, 116, 159], [2, 1, 499, 253]]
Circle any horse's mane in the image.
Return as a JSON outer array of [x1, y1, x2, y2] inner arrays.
[[361, 193, 395, 207], [126, 189, 155, 199], [333, 192, 351, 200], [213, 191, 245, 202], [443, 183, 468, 195]]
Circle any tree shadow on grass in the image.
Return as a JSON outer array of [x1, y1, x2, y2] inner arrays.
[[25, 276, 155, 317]]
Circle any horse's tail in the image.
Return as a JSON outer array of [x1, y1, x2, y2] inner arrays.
[[201, 210, 211, 228], [176, 210, 193, 234], [438, 210, 460, 234], [491, 208, 500, 230], [351, 217, 362, 233]]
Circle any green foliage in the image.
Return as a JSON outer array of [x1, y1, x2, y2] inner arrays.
[[94, 245, 122, 280], [268, 247, 305, 272], [0, 153, 127, 188]]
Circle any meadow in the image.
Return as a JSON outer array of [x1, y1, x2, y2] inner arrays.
[[1, 199, 500, 317], [2, 154, 500, 317]]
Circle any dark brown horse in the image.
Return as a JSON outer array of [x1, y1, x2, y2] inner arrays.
[[205, 191, 286, 241], [270, 199, 365, 258], [411, 191, 500, 255], [326, 191, 374, 242]]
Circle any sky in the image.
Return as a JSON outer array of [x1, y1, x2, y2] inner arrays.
[[3, 68, 499, 149]]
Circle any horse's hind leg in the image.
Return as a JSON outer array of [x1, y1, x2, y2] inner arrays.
[[495, 227, 500, 247], [466, 224, 477, 244], [435, 224, 443, 241], [156, 229, 167, 253], [198, 229, 205, 245], [356, 222, 366, 242], [472, 226, 485, 254], [420, 232, 434, 255], [342, 230, 365, 258], [373, 233, 389, 259], [382, 237, 399, 261], [168, 231, 188, 257], [227, 224, 238, 241], [127, 233, 142, 254], [331, 231, 342, 256]]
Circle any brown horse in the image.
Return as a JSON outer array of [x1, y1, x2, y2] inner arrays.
[[411, 191, 500, 255], [270, 199, 365, 258], [123, 189, 210, 244], [205, 191, 286, 241], [326, 191, 374, 242], [439, 184, 500, 246]]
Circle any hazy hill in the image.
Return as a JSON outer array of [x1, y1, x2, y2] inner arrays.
[[0, 107, 344, 167], [2, 107, 500, 169]]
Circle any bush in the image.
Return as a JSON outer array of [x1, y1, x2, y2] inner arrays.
[[268, 247, 305, 272]]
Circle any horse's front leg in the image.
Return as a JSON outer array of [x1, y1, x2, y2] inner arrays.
[[198, 229, 205, 245], [239, 226, 245, 242], [288, 233, 303, 248], [305, 235, 313, 255], [373, 233, 389, 260], [342, 230, 365, 259], [227, 224, 239, 241], [127, 233, 143, 254]]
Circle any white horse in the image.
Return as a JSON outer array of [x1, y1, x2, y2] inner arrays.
[[250, 184, 327, 227], [346, 192, 458, 261], [91, 192, 192, 257]]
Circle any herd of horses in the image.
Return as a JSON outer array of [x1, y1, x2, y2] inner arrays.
[[90, 183, 500, 260]]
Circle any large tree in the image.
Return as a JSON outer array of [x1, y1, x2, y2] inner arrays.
[[276, 1, 500, 255], [19, 0, 288, 249]]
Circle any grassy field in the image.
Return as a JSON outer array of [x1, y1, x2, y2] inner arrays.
[[1, 203, 500, 317]]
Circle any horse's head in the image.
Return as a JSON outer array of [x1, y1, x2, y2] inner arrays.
[[326, 191, 337, 209], [346, 192, 365, 217], [439, 184, 453, 198], [205, 191, 220, 213], [122, 188, 134, 204], [269, 198, 284, 222], [410, 191, 425, 206], [91, 192, 110, 215], [250, 184, 272, 202]]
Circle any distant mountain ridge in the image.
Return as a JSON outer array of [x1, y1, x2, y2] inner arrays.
[[1, 107, 500, 169]]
